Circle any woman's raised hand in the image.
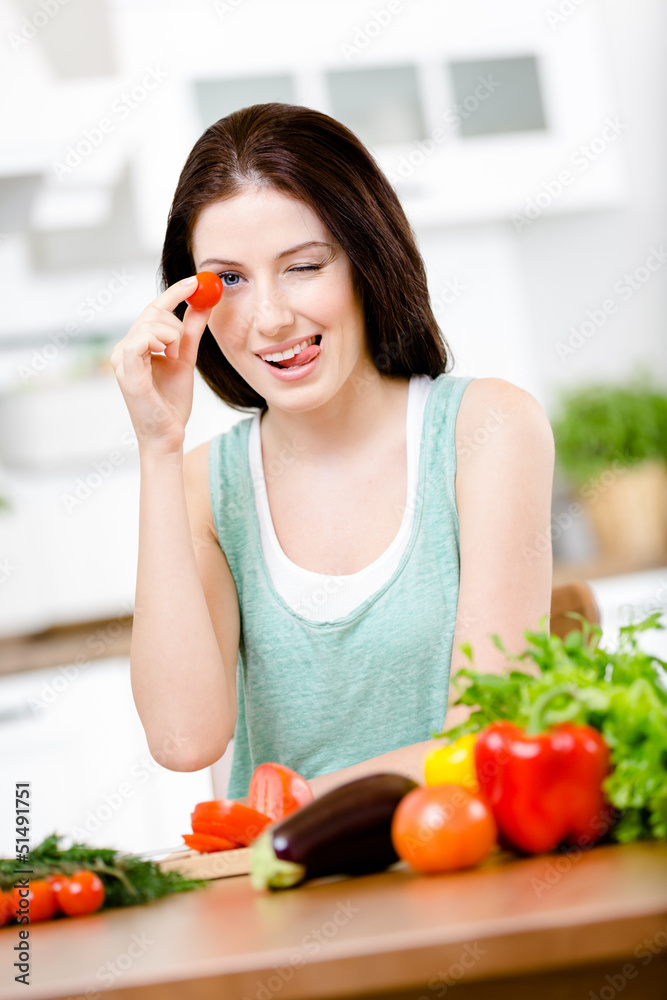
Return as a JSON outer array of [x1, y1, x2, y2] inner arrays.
[[111, 276, 216, 457]]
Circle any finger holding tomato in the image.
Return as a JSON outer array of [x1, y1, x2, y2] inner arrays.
[[110, 272, 223, 458]]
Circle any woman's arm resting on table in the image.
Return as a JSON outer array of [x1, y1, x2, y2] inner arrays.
[[308, 740, 442, 797], [309, 379, 555, 797]]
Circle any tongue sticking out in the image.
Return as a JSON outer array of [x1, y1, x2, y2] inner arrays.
[[274, 343, 321, 368]]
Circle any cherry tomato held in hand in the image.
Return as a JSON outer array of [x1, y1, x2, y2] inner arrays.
[[185, 271, 223, 311], [55, 871, 105, 917], [391, 784, 497, 874], [8, 879, 58, 923], [248, 763, 314, 823]]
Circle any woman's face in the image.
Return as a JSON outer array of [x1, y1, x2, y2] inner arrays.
[[190, 186, 373, 413]]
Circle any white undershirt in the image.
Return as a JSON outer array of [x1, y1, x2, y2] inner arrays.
[[248, 374, 435, 622]]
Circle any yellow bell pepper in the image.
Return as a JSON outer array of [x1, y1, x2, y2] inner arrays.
[[424, 734, 478, 791]]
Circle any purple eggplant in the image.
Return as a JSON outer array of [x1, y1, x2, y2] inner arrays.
[[250, 772, 418, 890]]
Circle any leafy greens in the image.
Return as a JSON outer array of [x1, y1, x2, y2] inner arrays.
[[0, 834, 205, 907]]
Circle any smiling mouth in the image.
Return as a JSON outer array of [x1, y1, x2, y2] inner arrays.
[[261, 334, 322, 368]]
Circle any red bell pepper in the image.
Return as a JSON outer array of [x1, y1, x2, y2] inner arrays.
[[475, 716, 611, 854]]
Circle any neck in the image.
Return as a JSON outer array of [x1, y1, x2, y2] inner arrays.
[[260, 369, 411, 467]]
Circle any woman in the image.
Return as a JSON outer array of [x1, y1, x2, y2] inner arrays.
[[111, 103, 554, 799]]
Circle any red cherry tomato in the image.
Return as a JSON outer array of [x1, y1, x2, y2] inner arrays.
[[190, 800, 271, 846], [248, 763, 314, 822], [45, 873, 68, 912], [185, 271, 223, 310], [55, 871, 105, 917], [391, 784, 497, 874], [46, 873, 67, 895], [8, 880, 58, 923], [182, 832, 239, 853], [0, 891, 14, 927]]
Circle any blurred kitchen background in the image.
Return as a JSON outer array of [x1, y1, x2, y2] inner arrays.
[[1, 0, 666, 855]]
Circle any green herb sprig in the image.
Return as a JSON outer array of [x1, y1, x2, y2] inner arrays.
[[0, 835, 206, 907], [438, 613, 667, 843]]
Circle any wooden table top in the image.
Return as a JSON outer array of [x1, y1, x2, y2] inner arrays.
[[1, 841, 666, 1000]]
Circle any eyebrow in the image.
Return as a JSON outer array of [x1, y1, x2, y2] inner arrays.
[[197, 241, 334, 270]]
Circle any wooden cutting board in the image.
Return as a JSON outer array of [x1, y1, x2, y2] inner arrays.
[[158, 845, 252, 880]]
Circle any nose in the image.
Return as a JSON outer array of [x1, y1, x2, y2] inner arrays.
[[251, 282, 295, 339]]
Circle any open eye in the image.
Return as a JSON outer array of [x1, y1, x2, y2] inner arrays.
[[219, 272, 242, 287]]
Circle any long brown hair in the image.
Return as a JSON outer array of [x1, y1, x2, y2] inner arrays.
[[160, 103, 452, 411]]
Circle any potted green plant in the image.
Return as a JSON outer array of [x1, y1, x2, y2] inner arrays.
[[551, 378, 667, 562]]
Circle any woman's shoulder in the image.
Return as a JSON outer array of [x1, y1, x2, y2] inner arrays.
[[453, 376, 554, 467], [186, 413, 255, 473], [455, 376, 551, 436], [183, 416, 255, 527], [182, 423, 247, 495]]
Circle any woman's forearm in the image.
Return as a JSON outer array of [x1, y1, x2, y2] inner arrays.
[[131, 450, 234, 770], [307, 738, 440, 798]]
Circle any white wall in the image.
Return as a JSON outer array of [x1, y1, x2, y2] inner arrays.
[[516, 0, 667, 412]]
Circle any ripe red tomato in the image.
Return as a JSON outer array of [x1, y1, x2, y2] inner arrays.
[[0, 891, 14, 927], [191, 800, 271, 846], [391, 784, 497, 874], [8, 880, 58, 923], [55, 871, 105, 917], [185, 271, 223, 310], [248, 763, 314, 822], [45, 873, 67, 897]]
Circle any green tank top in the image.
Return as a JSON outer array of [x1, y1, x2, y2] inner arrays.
[[209, 373, 474, 798]]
